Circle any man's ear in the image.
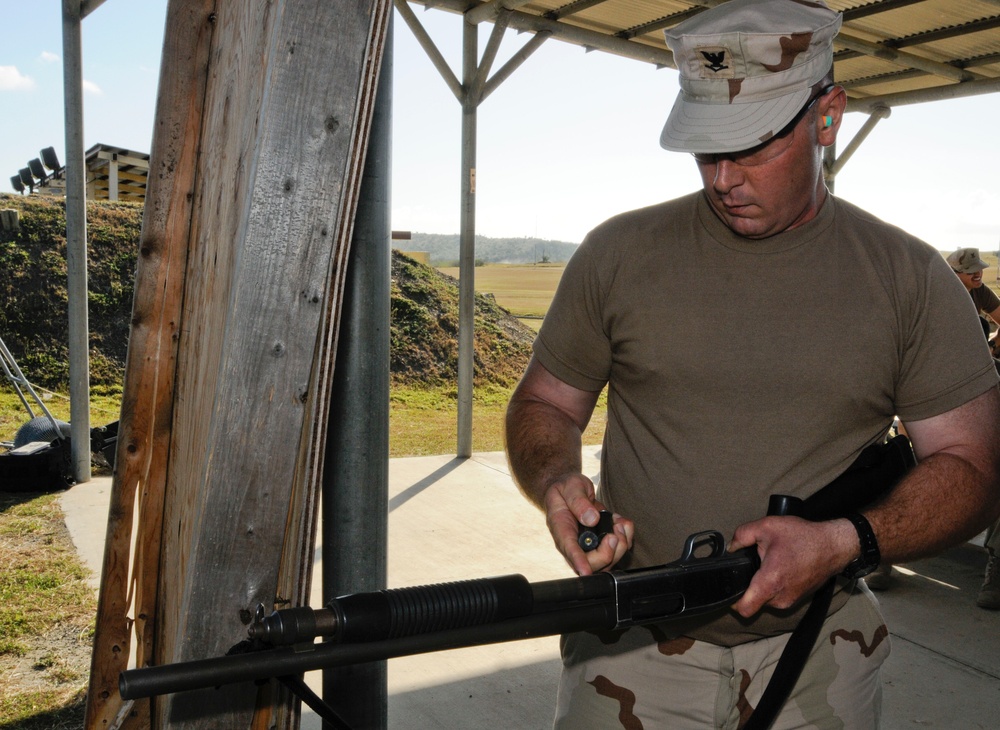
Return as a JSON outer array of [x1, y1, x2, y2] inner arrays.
[[817, 86, 847, 146]]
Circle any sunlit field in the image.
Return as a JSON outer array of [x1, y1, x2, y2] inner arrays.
[[437, 263, 566, 331]]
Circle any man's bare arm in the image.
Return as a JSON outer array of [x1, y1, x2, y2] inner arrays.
[[868, 384, 1000, 563], [505, 357, 599, 506], [985, 304, 1000, 328], [731, 385, 1000, 617], [505, 356, 633, 575]]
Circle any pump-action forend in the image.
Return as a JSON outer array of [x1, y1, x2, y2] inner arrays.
[[119, 530, 759, 700]]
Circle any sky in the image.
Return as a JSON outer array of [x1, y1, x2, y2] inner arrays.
[[1, 2, 998, 255]]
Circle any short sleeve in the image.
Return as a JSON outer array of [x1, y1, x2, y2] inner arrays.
[[532, 233, 613, 392]]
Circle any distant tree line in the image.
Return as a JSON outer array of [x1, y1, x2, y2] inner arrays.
[[400, 232, 579, 266]]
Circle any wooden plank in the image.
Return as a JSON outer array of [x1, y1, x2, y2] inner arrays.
[[276, 0, 392, 620], [85, 0, 390, 728], [84, 1, 216, 727]]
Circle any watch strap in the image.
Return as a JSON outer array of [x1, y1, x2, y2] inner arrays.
[[842, 511, 880, 579]]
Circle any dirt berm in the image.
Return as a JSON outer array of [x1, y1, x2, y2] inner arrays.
[[0, 194, 534, 392]]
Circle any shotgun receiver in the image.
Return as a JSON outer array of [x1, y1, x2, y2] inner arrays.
[[119, 530, 758, 701]]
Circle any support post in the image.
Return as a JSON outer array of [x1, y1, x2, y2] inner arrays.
[[457, 18, 478, 458], [827, 106, 891, 181], [107, 155, 119, 201], [62, 0, 91, 483], [321, 13, 393, 729]]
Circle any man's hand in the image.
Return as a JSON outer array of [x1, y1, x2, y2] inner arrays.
[[728, 515, 857, 617], [542, 473, 634, 576]]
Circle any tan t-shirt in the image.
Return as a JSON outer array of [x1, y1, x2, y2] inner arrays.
[[535, 192, 998, 645]]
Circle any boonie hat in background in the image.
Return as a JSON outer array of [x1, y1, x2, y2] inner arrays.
[[947, 248, 990, 274], [660, 0, 842, 154]]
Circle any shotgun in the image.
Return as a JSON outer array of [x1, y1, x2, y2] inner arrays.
[[119, 529, 758, 700], [119, 434, 914, 730]]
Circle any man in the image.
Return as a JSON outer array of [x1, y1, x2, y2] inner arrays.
[[947, 247, 1000, 338], [505, 0, 1000, 727], [947, 247, 1000, 608]]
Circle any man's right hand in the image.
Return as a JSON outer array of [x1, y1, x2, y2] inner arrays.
[[542, 473, 633, 576]]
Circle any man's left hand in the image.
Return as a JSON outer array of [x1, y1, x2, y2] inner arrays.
[[728, 515, 857, 617]]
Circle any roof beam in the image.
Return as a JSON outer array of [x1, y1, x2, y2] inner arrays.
[[545, 0, 612, 22], [828, 105, 891, 179], [890, 16, 1000, 50], [617, 8, 703, 41], [466, 0, 535, 26], [834, 30, 984, 83], [80, 0, 107, 19], [417, 0, 677, 66], [841, 0, 928, 23], [394, 0, 464, 101], [404, 1, 1000, 105], [846, 75, 1000, 113], [481, 30, 550, 103], [468, 9, 510, 104]]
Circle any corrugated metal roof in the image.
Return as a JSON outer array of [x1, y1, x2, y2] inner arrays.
[[406, 0, 1000, 112]]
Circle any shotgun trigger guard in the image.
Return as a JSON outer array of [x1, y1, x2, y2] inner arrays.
[[678, 530, 727, 563]]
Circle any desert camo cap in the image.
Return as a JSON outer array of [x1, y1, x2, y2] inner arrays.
[[947, 248, 989, 273], [660, 0, 842, 154]]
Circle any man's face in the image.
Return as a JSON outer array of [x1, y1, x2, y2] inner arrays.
[[956, 270, 984, 291], [694, 96, 831, 239]]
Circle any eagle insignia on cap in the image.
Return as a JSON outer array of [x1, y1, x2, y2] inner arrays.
[[695, 46, 735, 78], [700, 49, 729, 73]]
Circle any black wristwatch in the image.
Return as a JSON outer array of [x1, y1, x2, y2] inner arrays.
[[842, 512, 881, 579]]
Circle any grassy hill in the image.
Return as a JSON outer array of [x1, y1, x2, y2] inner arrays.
[[0, 195, 139, 393], [391, 251, 534, 387], [0, 194, 535, 394]]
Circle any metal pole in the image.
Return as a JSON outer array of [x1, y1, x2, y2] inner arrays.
[[456, 18, 478, 458], [828, 106, 891, 180], [321, 14, 393, 729], [62, 0, 91, 483]]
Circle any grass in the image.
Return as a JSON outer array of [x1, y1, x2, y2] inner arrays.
[[438, 263, 565, 319], [2, 382, 605, 460], [0, 492, 96, 728], [0, 386, 121, 447], [389, 384, 607, 456]]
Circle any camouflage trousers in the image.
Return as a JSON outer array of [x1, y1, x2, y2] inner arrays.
[[553, 587, 888, 730]]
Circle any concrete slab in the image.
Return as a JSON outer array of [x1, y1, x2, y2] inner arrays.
[[874, 541, 1000, 727], [302, 449, 597, 728], [57, 448, 1000, 728], [59, 473, 113, 590]]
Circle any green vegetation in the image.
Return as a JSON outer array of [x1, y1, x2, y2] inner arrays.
[[389, 384, 607, 456], [0, 387, 122, 449], [0, 194, 140, 393], [436, 262, 565, 319], [389, 250, 536, 389], [0, 492, 95, 728]]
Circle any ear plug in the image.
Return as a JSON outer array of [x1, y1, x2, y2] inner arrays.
[[823, 115, 834, 128]]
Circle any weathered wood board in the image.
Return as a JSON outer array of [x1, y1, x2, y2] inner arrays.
[[84, 1, 390, 727]]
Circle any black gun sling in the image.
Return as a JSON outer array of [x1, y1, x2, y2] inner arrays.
[[743, 434, 916, 730]]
